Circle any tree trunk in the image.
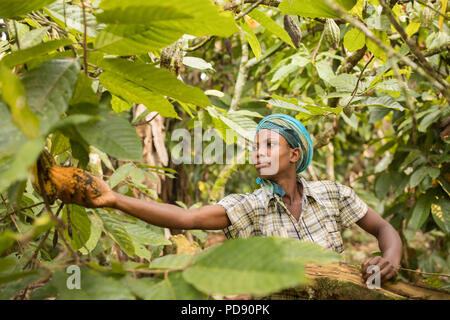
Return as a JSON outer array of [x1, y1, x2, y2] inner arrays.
[[266, 262, 450, 300]]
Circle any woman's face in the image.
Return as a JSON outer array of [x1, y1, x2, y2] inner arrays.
[[251, 129, 299, 179]]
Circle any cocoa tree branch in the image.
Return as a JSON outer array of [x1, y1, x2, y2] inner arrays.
[[230, 31, 249, 111], [321, 0, 450, 101], [379, 0, 450, 91]]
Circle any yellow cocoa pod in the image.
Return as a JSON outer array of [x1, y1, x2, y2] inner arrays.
[[30, 150, 57, 204], [49, 166, 103, 203]]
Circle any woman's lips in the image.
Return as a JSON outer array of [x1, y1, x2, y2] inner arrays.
[[255, 161, 271, 169]]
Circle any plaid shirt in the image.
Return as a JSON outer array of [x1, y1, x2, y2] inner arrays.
[[216, 175, 368, 254]]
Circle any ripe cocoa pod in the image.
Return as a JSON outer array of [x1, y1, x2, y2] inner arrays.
[[324, 19, 340, 49], [422, 6, 435, 28], [49, 166, 103, 203], [283, 15, 302, 48], [30, 150, 57, 204]]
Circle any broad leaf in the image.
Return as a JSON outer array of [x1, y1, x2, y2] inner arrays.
[[95, 0, 238, 55], [100, 58, 210, 107], [99, 72, 177, 118], [0, 0, 56, 18], [2, 39, 72, 68], [76, 114, 143, 161], [21, 59, 80, 135], [248, 10, 295, 48], [279, 0, 357, 18], [183, 237, 309, 296], [97, 211, 135, 257]]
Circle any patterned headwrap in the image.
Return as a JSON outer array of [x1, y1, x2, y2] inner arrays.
[[255, 113, 313, 196]]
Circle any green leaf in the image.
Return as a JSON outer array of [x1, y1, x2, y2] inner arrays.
[[279, 0, 357, 18], [95, 0, 238, 55], [79, 213, 103, 254], [62, 204, 91, 251], [0, 64, 40, 138], [183, 237, 311, 296], [0, 137, 45, 192], [2, 39, 72, 68], [405, 22, 421, 38], [123, 272, 207, 300], [14, 27, 49, 50], [374, 152, 392, 173], [375, 172, 391, 199], [107, 163, 135, 188], [99, 72, 177, 118], [0, 0, 56, 18], [49, 266, 135, 300], [431, 199, 450, 233], [70, 72, 98, 106], [97, 211, 135, 257], [418, 109, 441, 133], [366, 30, 388, 62], [0, 231, 17, 254], [410, 193, 433, 230], [343, 28, 365, 52], [124, 221, 171, 248], [21, 59, 80, 135], [45, 1, 98, 38], [76, 114, 143, 161], [100, 58, 210, 107], [111, 95, 132, 114], [410, 166, 440, 188], [341, 112, 358, 129], [248, 10, 295, 48], [356, 96, 404, 111], [182, 57, 214, 71], [149, 254, 193, 270], [315, 59, 335, 85], [240, 20, 261, 60], [276, 239, 341, 264]]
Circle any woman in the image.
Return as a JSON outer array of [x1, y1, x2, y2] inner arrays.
[[57, 113, 402, 288]]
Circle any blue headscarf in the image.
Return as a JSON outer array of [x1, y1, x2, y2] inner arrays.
[[255, 114, 313, 196]]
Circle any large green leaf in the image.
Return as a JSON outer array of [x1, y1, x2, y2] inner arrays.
[[279, 0, 357, 18], [76, 114, 143, 161], [149, 254, 193, 270], [21, 59, 80, 135], [48, 267, 135, 300], [62, 204, 91, 251], [0, 137, 45, 192], [0, 231, 17, 255], [99, 72, 178, 118], [240, 20, 261, 60], [0, 0, 56, 18], [183, 237, 309, 296], [2, 39, 72, 69], [248, 10, 295, 48], [123, 272, 207, 300], [45, 1, 98, 38], [124, 221, 171, 247], [410, 193, 433, 231], [0, 103, 27, 159], [100, 58, 210, 107], [0, 64, 39, 138], [95, 0, 238, 55], [96, 210, 135, 257]]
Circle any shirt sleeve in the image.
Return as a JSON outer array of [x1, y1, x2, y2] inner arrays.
[[335, 182, 368, 228], [216, 193, 255, 239]]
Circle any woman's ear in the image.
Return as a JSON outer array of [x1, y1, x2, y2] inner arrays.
[[290, 147, 301, 163]]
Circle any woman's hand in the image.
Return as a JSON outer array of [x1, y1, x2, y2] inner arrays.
[[361, 256, 399, 284], [55, 172, 117, 209]]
